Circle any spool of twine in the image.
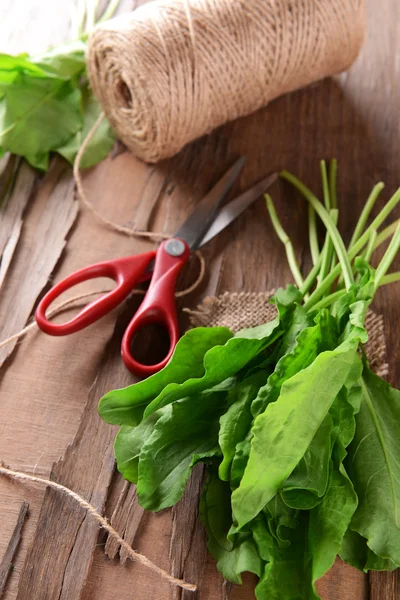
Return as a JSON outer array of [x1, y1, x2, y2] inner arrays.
[[87, 0, 365, 163]]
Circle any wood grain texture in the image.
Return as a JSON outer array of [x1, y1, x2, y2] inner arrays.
[[0, 162, 36, 289], [369, 572, 400, 600], [14, 303, 136, 600], [0, 159, 78, 365], [0, 0, 399, 599], [0, 501, 28, 598]]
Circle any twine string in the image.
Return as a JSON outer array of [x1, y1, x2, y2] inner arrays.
[[0, 464, 196, 592]]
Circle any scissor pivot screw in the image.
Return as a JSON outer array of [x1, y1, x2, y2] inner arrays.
[[165, 238, 186, 257]]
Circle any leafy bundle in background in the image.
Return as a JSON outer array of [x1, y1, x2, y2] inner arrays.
[[0, 0, 117, 170], [99, 162, 400, 599]]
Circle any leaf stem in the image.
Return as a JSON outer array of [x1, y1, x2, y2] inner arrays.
[[348, 183, 384, 250], [381, 272, 400, 285], [362, 229, 377, 263], [374, 222, 400, 289], [304, 187, 400, 309], [308, 288, 346, 312], [329, 159, 337, 209], [308, 205, 320, 265], [318, 209, 338, 283], [281, 171, 354, 290], [265, 194, 304, 289], [300, 254, 323, 296], [374, 219, 400, 250], [320, 160, 330, 210]]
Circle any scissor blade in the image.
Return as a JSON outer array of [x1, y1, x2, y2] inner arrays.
[[173, 156, 246, 250], [198, 172, 278, 247]]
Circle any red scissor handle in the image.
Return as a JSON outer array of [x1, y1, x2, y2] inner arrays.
[[121, 238, 191, 377], [35, 251, 156, 335]]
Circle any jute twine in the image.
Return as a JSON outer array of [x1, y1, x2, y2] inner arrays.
[[87, 0, 365, 163], [0, 464, 196, 592]]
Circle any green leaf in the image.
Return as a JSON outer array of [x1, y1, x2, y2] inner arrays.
[[32, 40, 86, 79], [200, 469, 233, 550], [308, 465, 357, 582], [232, 341, 359, 528], [114, 410, 164, 483], [218, 370, 268, 481], [142, 318, 282, 420], [136, 391, 227, 510], [251, 318, 323, 418], [57, 85, 114, 168], [281, 414, 333, 510], [255, 512, 319, 600], [99, 327, 233, 426], [340, 529, 398, 572], [0, 73, 82, 169], [347, 363, 400, 564], [0, 53, 51, 85], [200, 471, 264, 584]]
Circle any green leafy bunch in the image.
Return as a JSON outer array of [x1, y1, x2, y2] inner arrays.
[[99, 162, 400, 599], [0, 0, 118, 170]]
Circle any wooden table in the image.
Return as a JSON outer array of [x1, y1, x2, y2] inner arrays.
[[0, 1, 399, 599]]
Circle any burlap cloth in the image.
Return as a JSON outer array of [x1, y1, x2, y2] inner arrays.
[[188, 291, 388, 378]]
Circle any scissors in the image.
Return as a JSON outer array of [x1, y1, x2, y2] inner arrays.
[[36, 157, 277, 377]]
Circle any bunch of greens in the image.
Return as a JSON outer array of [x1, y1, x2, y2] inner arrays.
[[99, 161, 400, 599], [0, 0, 118, 171]]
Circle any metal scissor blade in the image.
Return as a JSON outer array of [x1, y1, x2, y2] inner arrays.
[[173, 156, 246, 250], [198, 172, 278, 247]]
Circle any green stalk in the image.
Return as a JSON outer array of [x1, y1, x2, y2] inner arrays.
[[318, 209, 338, 283], [348, 182, 384, 250], [362, 229, 377, 263], [329, 160, 337, 210], [308, 205, 320, 265], [374, 219, 400, 250], [320, 161, 331, 210], [300, 254, 323, 296], [265, 194, 304, 290], [374, 223, 400, 289], [305, 187, 400, 309], [381, 272, 400, 285], [281, 171, 354, 290], [309, 289, 347, 312]]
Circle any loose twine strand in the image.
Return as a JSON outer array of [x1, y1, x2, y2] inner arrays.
[[0, 464, 196, 592]]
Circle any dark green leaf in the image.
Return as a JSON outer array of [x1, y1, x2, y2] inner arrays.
[[308, 465, 357, 581], [218, 370, 268, 481], [32, 41, 86, 79], [281, 414, 333, 510], [99, 327, 233, 426], [200, 472, 264, 584], [57, 85, 115, 168], [0, 73, 82, 169], [136, 391, 226, 510], [232, 341, 359, 528], [347, 363, 400, 564]]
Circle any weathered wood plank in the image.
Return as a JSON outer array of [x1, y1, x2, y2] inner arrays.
[[0, 159, 78, 365], [14, 302, 134, 600], [0, 501, 29, 598], [0, 162, 37, 290]]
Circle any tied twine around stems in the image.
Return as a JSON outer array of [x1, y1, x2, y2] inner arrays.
[[87, 0, 365, 163], [0, 464, 196, 593]]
